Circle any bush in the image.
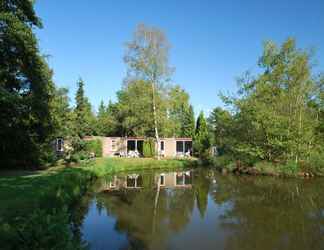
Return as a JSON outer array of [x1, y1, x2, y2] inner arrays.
[[254, 161, 277, 175], [305, 151, 324, 175], [84, 139, 102, 157], [210, 155, 234, 169], [2, 208, 88, 250], [278, 161, 299, 176], [143, 138, 155, 158], [65, 137, 103, 163]]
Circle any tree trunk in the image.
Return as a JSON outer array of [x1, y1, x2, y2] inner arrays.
[[152, 175, 161, 233], [152, 81, 160, 159]]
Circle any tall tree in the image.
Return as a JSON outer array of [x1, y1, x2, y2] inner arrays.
[[114, 80, 157, 136], [51, 87, 74, 138], [74, 78, 96, 137], [124, 24, 173, 158], [207, 107, 233, 155], [96, 100, 107, 135], [183, 105, 195, 137], [168, 85, 195, 137], [194, 112, 211, 158], [220, 38, 322, 164], [0, 0, 55, 167]]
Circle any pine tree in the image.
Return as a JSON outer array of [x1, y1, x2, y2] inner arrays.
[[74, 78, 96, 137], [194, 112, 211, 158], [97, 100, 110, 136], [182, 105, 195, 137]]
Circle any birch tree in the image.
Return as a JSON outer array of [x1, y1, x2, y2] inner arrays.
[[124, 24, 174, 158]]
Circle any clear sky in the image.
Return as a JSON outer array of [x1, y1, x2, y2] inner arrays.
[[34, 0, 324, 115]]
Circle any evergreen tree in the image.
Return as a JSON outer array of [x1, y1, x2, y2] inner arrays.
[[182, 105, 195, 138], [194, 112, 211, 158], [96, 100, 107, 135], [74, 78, 96, 137], [0, 0, 55, 167]]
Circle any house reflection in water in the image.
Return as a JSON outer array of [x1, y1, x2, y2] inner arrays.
[[159, 171, 192, 188], [101, 171, 193, 192]]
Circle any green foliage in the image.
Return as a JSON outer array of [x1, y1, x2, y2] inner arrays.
[[143, 138, 156, 158], [110, 79, 195, 138], [168, 86, 195, 137], [51, 87, 75, 138], [114, 80, 158, 136], [208, 107, 233, 155], [194, 112, 211, 159], [210, 38, 324, 168], [0, 0, 55, 168], [74, 79, 97, 138], [254, 161, 299, 176], [279, 161, 299, 175], [2, 208, 87, 250], [96, 100, 116, 136], [306, 151, 324, 175], [67, 137, 102, 163], [0, 166, 96, 250], [210, 155, 235, 170], [84, 139, 103, 157]]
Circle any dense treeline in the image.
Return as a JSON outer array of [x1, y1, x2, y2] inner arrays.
[[208, 39, 324, 173], [1, 1, 323, 169]]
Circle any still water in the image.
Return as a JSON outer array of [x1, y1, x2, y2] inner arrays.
[[73, 168, 324, 250]]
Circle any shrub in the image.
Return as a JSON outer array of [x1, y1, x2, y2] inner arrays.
[[71, 137, 86, 153], [65, 137, 103, 163], [143, 138, 155, 158], [305, 151, 324, 175], [84, 139, 102, 157], [3, 208, 88, 250], [254, 161, 277, 175], [210, 155, 234, 169], [278, 160, 299, 176]]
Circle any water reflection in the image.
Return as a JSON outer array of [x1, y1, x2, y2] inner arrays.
[[100, 171, 193, 191], [74, 169, 324, 250]]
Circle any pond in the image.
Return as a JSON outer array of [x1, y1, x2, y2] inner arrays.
[[73, 168, 324, 250]]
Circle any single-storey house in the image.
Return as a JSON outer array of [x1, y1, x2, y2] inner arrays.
[[54, 136, 193, 158], [101, 137, 192, 158]]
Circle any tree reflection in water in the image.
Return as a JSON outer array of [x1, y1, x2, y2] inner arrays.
[[211, 176, 324, 250], [74, 169, 324, 250], [93, 170, 199, 250]]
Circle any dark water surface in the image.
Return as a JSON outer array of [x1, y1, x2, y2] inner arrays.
[[73, 168, 324, 250]]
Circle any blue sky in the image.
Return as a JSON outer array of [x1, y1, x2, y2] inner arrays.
[[35, 0, 324, 115]]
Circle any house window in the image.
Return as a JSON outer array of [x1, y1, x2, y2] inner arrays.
[[176, 141, 184, 153], [160, 141, 164, 151], [112, 140, 116, 150], [185, 141, 192, 155], [160, 174, 165, 186], [56, 138, 64, 152]]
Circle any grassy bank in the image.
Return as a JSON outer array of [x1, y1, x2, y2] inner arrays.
[[209, 155, 324, 178], [0, 157, 195, 249], [90, 157, 196, 175]]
